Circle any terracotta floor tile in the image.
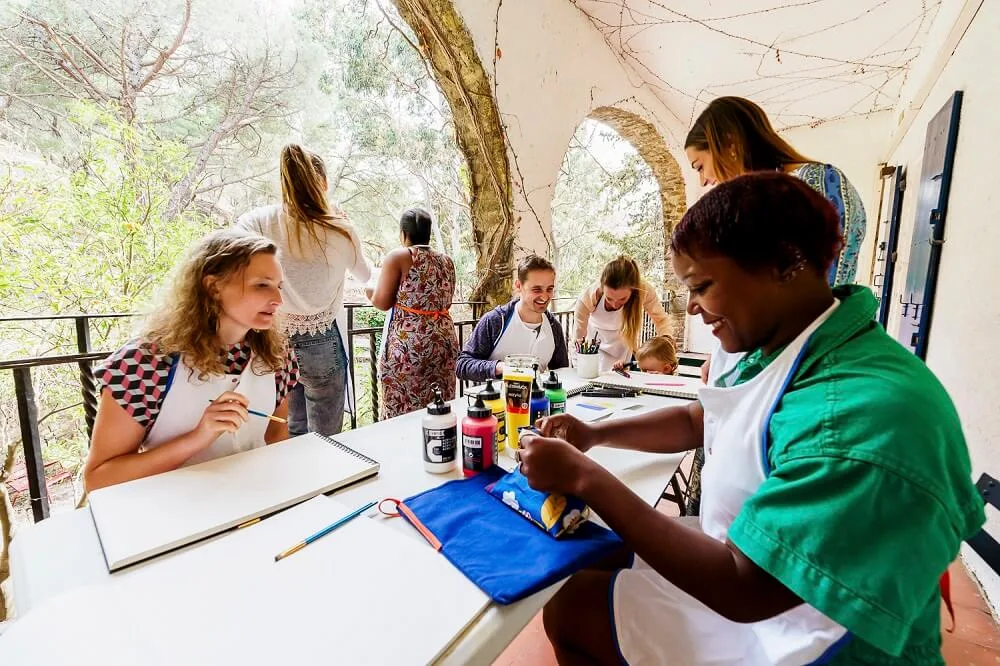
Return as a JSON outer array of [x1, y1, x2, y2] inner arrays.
[[492, 612, 557, 666], [942, 635, 1000, 665]]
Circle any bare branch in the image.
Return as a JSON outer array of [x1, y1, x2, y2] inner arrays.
[[136, 0, 191, 93]]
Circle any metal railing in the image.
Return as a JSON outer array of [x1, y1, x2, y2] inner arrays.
[[1, 295, 672, 524]]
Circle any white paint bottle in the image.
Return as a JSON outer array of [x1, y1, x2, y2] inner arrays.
[[422, 385, 457, 474]]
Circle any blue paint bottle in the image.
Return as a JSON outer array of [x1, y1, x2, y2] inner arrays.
[[529, 368, 550, 426]]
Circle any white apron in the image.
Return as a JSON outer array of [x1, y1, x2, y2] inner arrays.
[[143, 354, 276, 467], [586, 293, 629, 373], [612, 300, 850, 666]]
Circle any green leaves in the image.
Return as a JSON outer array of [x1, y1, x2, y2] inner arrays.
[[552, 120, 664, 298]]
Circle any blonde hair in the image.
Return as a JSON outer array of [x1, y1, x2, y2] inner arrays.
[[143, 229, 288, 379], [637, 335, 678, 369], [600, 255, 644, 354], [685, 97, 812, 183], [280, 144, 352, 259]]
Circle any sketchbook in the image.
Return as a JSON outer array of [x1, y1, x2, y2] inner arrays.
[[2, 496, 491, 666], [87, 432, 379, 572], [588, 371, 702, 400]]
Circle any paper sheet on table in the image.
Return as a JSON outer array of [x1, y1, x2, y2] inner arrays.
[[568, 399, 643, 423]]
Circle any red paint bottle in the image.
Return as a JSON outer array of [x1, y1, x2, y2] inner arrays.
[[462, 395, 498, 477]]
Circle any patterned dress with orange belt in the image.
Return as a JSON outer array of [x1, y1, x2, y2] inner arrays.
[[378, 246, 460, 420]]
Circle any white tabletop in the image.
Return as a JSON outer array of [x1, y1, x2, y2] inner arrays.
[[8, 392, 688, 665]]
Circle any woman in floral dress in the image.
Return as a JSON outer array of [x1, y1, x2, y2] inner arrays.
[[366, 208, 459, 419]]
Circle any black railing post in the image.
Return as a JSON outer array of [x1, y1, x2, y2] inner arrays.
[[347, 307, 357, 430], [368, 331, 379, 421], [76, 315, 98, 439], [13, 367, 50, 522], [457, 323, 466, 398]]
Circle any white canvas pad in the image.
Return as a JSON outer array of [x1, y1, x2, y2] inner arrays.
[[88, 432, 379, 570], [2, 495, 490, 665]]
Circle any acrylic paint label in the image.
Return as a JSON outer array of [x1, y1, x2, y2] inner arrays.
[[549, 399, 566, 415], [423, 426, 457, 463], [463, 433, 484, 471]]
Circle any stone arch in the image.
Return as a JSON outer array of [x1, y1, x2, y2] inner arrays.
[[392, 0, 515, 307], [585, 106, 688, 342]]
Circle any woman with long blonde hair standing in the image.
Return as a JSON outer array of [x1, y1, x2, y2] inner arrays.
[[237, 144, 371, 436], [85, 229, 298, 491], [574, 255, 672, 373]]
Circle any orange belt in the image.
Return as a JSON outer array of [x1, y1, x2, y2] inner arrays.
[[395, 303, 451, 319]]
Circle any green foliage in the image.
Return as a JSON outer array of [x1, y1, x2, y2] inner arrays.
[[0, 0, 661, 525], [551, 120, 663, 299], [1, 104, 211, 320]]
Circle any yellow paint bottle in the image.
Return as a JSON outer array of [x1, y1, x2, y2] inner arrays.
[[502, 355, 536, 452]]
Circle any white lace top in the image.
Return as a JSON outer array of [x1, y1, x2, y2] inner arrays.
[[236, 204, 372, 336]]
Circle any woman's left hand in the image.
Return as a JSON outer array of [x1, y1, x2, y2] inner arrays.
[[519, 433, 597, 497]]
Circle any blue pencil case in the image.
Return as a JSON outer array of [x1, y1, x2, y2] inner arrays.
[[394, 467, 622, 604]]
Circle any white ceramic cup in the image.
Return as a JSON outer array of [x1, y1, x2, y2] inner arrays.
[[576, 353, 600, 379]]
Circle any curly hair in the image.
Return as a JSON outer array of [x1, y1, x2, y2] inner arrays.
[[142, 229, 288, 379], [671, 172, 842, 275]]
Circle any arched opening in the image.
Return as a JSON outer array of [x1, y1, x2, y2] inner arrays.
[[551, 108, 687, 342]]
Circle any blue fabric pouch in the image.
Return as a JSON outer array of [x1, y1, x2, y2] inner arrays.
[[398, 466, 622, 605]]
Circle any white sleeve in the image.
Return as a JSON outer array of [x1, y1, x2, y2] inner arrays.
[[234, 210, 261, 234], [346, 226, 372, 284]]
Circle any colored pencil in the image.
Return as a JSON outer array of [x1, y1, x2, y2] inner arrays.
[[274, 500, 377, 562], [206, 399, 288, 424]]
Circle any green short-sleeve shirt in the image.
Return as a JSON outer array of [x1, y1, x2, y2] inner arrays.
[[726, 286, 985, 664]]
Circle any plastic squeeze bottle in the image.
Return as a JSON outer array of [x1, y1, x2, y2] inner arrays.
[[422, 386, 457, 474]]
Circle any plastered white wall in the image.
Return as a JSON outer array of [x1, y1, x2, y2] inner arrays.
[[452, 0, 695, 274], [881, 0, 1000, 611]]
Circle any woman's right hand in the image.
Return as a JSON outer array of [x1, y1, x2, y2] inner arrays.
[[195, 392, 250, 442], [612, 360, 625, 371], [534, 413, 597, 453]]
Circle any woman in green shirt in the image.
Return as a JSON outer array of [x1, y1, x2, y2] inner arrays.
[[521, 172, 984, 665]]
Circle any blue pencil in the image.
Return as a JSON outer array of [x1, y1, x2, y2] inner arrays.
[[274, 500, 377, 562], [207, 398, 287, 424]]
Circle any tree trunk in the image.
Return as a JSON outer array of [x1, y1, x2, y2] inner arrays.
[[0, 438, 16, 622], [392, 0, 515, 308]]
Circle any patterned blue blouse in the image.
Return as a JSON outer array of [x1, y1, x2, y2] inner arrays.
[[793, 162, 867, 286]]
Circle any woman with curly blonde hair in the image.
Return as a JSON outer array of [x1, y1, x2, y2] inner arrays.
[[84, 229, 299, 491]]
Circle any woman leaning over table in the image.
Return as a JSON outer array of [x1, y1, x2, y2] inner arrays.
[[521, 172, 981, 665], [684, 95, 869, 516], [573, 255, 672, 374], [84, 229, 298, 491]]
